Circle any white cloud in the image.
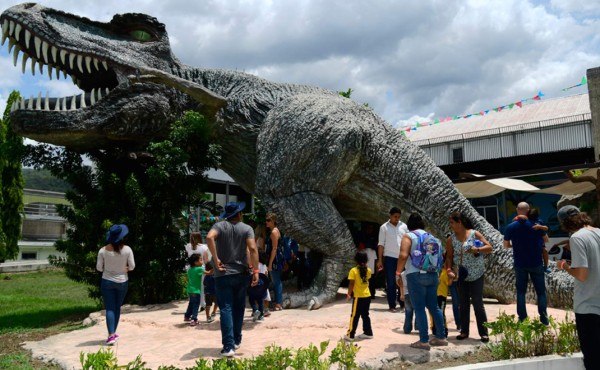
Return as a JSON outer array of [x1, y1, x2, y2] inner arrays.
[[0, 0, 598, 128]]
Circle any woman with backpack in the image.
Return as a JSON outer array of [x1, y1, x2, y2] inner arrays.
[[266, 213, 284, 311], [395, 213, 448, 350], [445, 211, 493, 343]]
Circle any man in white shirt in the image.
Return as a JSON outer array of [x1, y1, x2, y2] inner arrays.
[[376, 207, 409, 312]]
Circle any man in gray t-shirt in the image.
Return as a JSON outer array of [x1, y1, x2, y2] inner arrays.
[[556, 205, 600, 370], [206, 201, 259, 357]]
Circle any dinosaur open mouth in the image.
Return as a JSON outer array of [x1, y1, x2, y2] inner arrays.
[[1, 16, 121, 113]]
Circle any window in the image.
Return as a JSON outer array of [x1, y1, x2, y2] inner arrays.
[[475, 205, 499, 229], [21, 252, 37, 260], [452, 147, 464, 163]]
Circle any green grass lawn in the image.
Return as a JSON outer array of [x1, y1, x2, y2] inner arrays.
[[0, 269, 101, 335]]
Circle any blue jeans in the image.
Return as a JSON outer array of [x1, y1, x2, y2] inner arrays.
[[403, 294, 416, 334], [270, 269, 283, 305], [100, 278, 128, 335], [384, 256, 399, 309], [215, 273, 247, 351], [449, 282, 461, 330], [514, 265, 548, 324], [407, 272, 446, 343], [185, 293, 201, 320], [249, 297, 264, 314]]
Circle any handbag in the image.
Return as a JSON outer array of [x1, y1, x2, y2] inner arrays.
[[456, 237, 469, 283]]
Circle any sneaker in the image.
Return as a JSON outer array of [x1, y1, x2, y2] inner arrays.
[[429, 337, 449, 346], [106, 335, 118, 346], [544, 267, 552, 274], [189, 319, 199, 326], [234, 343, 240, 350], [409, 341, 430, 350], [388, 307, 398, 313], [357, 333, 373, 339], [211, 312, 217, 319], [252, 310, 261, 322], [220, 348, 235, 357], [258, 314, 264, 321], [183, 316, 191, 322], [343, 335, 355, 342], [206, 317, 215, 323]]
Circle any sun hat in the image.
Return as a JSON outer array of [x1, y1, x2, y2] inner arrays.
[[106, 224, 129, 245], [557, 205, 581, 224], [220, 201, 246, 219]]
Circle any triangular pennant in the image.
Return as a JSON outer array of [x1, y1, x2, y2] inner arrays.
[[532, 95, 541, 100], [515, 101, 522, 108], [581, 76, 588, 85], [434, 118, 440, 124], [509, 103, 515, 109], [538, 91, 544, 97]]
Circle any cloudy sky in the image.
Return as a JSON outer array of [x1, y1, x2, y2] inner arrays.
[[0, 0, 599, 128]]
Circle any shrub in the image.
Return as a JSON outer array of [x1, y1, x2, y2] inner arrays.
[[484, 311, 579, 360]]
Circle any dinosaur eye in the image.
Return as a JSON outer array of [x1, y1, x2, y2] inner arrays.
[[130, 30, 153, 42]]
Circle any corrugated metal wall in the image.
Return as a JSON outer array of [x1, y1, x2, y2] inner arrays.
[[413, 114, 592, 166]]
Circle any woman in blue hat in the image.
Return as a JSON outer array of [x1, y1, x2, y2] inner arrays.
[[96, 224, 135, 346]]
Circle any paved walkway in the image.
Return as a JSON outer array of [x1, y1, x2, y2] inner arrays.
[[23, 288, 570, 369]]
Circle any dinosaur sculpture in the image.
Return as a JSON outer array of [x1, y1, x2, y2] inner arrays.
[[1, 3, 573, 309]]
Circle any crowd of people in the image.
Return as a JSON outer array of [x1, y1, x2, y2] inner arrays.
[[94, 201, 598, 368]]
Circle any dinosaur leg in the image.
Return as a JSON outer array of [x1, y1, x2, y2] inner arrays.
[[265, 192, 355, 310]]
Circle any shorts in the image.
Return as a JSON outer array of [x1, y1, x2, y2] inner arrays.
[[205, 293, 216, 306]]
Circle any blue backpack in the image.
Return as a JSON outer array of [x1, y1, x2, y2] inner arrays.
[[409, 230, 443, 273]]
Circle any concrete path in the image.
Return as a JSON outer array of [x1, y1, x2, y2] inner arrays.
[[23, 288, 571, 369]]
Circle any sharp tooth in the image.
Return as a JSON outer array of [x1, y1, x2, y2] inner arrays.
[[8, 37, 15, 53], [61, 97, 67, 111], [51, 46, 57, 64], [84, 56, 92, 73], [69, 53, 75, 70], [9, 20, 14, 36], [47, 64, 53, 80], [93, 58, 99, 71], [105, 87, 110, 96], [27, 95, 33, 110], [62, 70, 67, 79], [90, 88, 96, 105], [80, 94, 86, 108], [12, 45, 20, 67], [1, 19, 8, 46], [55, 67, 60, 80], [70, 95, 77, 110], [20, 98, 25, 110], [24, 29, 31, 49], [97, 88, 102, 100], [38, 59, 43, 74], [77, 55, 84, 73], [34, 36, 41, 59], [102, 61, 108, 70], [30, 57, 36, 75], [41, 41, 49, 63], [60, 49, 67, 65], [54, 98, 60, 111], [44, 92, 50, 110], [14, 23, 21, 42], [21, 52, 29, 74], [36, 92, 42, 110]]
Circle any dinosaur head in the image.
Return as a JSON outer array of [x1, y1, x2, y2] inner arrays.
[[1, 3, 190, 149]]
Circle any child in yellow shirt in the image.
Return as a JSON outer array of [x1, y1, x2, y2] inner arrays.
[[344, 250, 373, 341]]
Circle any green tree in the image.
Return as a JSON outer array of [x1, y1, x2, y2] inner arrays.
[[0, 91, 24, 262], [24, 111, 220, 304]]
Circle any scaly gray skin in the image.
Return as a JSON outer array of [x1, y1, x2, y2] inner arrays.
[[1, 3, 573, 309]]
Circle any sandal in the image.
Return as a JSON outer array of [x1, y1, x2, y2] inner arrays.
[[274, 305, 283, 311], [456, 333, 469, 340]]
